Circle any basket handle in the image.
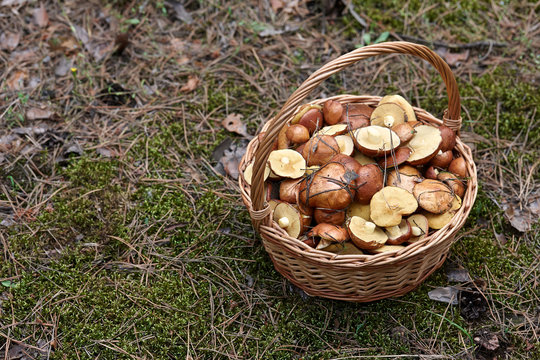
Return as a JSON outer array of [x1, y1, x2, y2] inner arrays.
[[250, 41, 462, 230]]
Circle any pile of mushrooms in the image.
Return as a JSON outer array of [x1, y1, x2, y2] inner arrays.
[[243, 95, 468, 255]]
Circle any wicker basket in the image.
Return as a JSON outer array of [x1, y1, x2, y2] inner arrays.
[[238, 42, 478, 302]]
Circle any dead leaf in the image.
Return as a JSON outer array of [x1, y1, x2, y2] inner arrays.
[[437, 48, 469, 66], [503, 202, 531, 232], [221, 144, 247, 179], [177, 56, 190, 65], [222, 113, 252, 139], [6, 70, 27, 90], [26, 107, 58, 121], [259, 24, 299, 37], [282, 0, 310, 17], [270, 0, 284, 12], [169, 38, 185, 51], [474, 330, 500, 351], [180, 75, 200, 93], [168, 1, 193, 24], [96, 147, 119, 158], [446, 268, 472, 283], [0, 31, 20, 51], [428, 286, 459, 305], [55, 56, 72, 76], [33, 3, 49, 28]]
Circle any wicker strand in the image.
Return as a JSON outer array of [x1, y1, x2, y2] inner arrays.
[[443, 109, 463, 134], [249, 205, 271, 221]]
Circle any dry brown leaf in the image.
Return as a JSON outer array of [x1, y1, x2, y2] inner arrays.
[[222, 113, 252, 139], [270, 0, 284, 12], [437, 48, 469, 66], [282, 0, 310, 17], [33, 3, 49, 28], [180, 75, 200, 93], [0, 32, 20, 51], [219, 143, 247, 180], [502, 201, 532, 232], [177, 56, 190, 65], [26, 107, 58, 121], [6, 70, 27, 90]]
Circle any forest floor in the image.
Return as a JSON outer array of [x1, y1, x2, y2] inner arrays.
[[0, 0, 539, 359]]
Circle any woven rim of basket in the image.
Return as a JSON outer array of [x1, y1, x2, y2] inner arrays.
[[239, 94, 478, 268]]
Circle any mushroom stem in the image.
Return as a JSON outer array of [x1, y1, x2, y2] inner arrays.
[[364, 221, 376, 234], [383, 115, 395, 127], [278, 217, 290, 228], [386, 225, 401, 238], [281, 156, 290, 165], [411, 226, 422, 236]]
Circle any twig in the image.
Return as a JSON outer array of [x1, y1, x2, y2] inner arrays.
[[343, 1, 367, 28], [395, 34, 507, 50]]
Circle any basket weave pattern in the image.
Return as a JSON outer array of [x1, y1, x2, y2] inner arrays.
[[239, 43, 478, 302]]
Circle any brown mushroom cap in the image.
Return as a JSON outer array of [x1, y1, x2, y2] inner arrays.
[[407, 125, 442, 165], [407, 214, 429, 243], [323, 100, 344, 125], [413, 179, 454, 214], [437, 171, 466, 198], [277, 123, 290, 149], [308, 223, 350, 250], [342, 103, 374, 120], [286, 124, 310, 144], [391, 122, 415, 144], [377, 147, 412, 168], [386, 165, 423, 193], [347, 216, 388, 250], [291, 104, 322, 125], [354, 126, 401, 157], [424, 166, 440, 180], [424, 196, 462, 229], [335, 135, 355, 156], [265, 181, 280, 201], [302, 135, 340, 166], [448, 157, 468, 178], [296, 108, 324, 134], [347, 202, 371, 221], [438, 125, 457, 152], [429, 150, 453, 169], [268, 149, 306, 178], [355, 164, 384, 203], [370, 186, 418, 227], [298, 163, 355, 210], [378, 94, 417, 123], [314, 208, 346, 226], [385, 219, 412, 245], [279, 178, 301, 203], [370, 102, 407, 128], [273, 202, 303, 238], [323, 241, 364, 255], [340, 116, 370, 131], [331, 154, 362, 173]]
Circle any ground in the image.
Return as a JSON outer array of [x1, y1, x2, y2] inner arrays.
[[0, 0, 538, 359]]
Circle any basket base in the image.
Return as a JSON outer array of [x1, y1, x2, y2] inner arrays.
[[273, 252, 448, 302]]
